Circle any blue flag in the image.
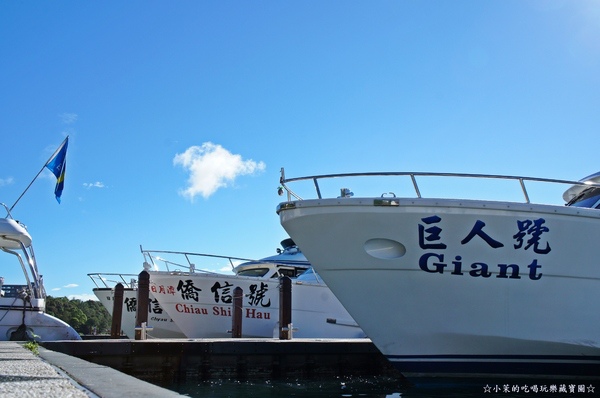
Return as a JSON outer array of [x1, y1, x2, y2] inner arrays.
[[45, 137, 68, 203]]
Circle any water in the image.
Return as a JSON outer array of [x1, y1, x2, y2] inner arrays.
[[167, 375, 598, 397], [171, 375, 405, 397]]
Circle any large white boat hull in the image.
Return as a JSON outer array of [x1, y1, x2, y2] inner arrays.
[[149, 271, 365, 339], [279, 198, 600, 378]]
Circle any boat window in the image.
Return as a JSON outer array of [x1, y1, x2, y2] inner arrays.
[[1, 285, 28, 298], [273, 268, 292, 278], [296, 268, 321, 283], [273, 268, 303, 278], [567, 187, 600, 208], [237, 268, 270, 277]]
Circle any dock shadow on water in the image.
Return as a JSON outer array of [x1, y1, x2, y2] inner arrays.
[[170, 375, 407, 398], [168, 376, 599, 398]]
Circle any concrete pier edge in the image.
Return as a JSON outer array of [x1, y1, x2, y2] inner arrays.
[[37, 345, 184, 398]]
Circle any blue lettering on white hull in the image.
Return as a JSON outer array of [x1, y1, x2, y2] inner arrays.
[[419, 253, 543, 280], [416, 216, 550, 281]]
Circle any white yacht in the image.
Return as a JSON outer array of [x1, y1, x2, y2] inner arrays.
[[89, 272, 186, 338], [145, 239, 366, 339], [89, 239, 308, 339], [276, 169, 600, 379], [0, 204, 80, 341]]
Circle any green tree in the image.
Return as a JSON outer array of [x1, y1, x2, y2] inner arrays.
[[46, 296, 111, 335]]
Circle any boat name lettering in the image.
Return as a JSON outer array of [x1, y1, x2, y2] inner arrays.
[[150, 284, 176, 295], [417, 216, 550, 281], [248, 282, 271, 307], [124, 297, 136, 312], [206, 281, 273, 307], [150, 316, 167, 322], [213, 306, 232, 317], [149, 298, 164, 314], [124, 295, 165, 315], [174, 304, 271, 319], [213, 306, 272, 319], [161, 279, 272, 307], [419, 253, 543, 280], [177, 279, 202, 302], [418, 216, 551, 254], [211, 281, 233, 304], [246, 308, 271, 319], [175, 303, 208, 315]]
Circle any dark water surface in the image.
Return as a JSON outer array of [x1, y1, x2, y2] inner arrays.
[[167, 375, 598, 397]]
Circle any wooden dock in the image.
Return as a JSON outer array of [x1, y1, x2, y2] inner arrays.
[[41, 338, 403, 386]]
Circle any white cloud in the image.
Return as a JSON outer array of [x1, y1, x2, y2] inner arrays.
[[83, 182, 105, 189], [63, 283, 79, 288], [0, 177, 14, 187], [51, 287, 61, 291], [68, 293, 98, 301], [60, 113, 78, 124], [173, 142, 266, 200], [219, 266, 235, 274]]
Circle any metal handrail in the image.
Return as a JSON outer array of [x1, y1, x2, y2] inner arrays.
[[0, 203, 14, 219], [87, 273, 138, 289], [142, 248, 256, 268], [278, 168, 600, 204], [140, 247, 310, 273], [140, 246, 260, 273]]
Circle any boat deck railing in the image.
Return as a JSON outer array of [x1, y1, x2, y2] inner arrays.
[[88, 273, 139, 289], [0, 204, 45, 299], [278, 168, 600, 204], [140, 246, 259, 274], [140, 246, 310, 274], [89, 247, 310, 289], [0, 203, 15, 219]]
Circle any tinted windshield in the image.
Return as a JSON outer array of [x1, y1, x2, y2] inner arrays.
[[567, 187, 600, 208], [276, 268, 301, 278], [237, 268, 270, 277]]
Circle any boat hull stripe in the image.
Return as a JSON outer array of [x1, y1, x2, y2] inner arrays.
[[387, 355, 600, 376]]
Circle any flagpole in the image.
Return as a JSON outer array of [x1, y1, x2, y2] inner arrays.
[[9, 136, 69, 213]]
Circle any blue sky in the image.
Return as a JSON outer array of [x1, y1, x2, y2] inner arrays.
[[1, 1, 599, 301]]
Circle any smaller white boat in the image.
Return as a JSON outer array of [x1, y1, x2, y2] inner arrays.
[[145, 239, 366, 339], [0, 204, 80, 341], [89, 239, 311, 339], [88, 240, 308, 339]]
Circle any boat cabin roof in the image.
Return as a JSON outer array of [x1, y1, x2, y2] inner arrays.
[[140, 238, 310, 279], [232, 238, 310, 278], [233, 262, 309, 278], [0, 218, 32, 249], [563, 171, 600, 208]]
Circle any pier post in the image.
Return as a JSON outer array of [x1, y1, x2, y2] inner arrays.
[[279, 276, 292, 340], [231, 286, 243, 338], [111, 283, 124, 338], [135, 271, 150, 340]]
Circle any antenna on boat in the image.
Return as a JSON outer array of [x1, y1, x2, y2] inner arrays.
[[9, 136, 69, 212]]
